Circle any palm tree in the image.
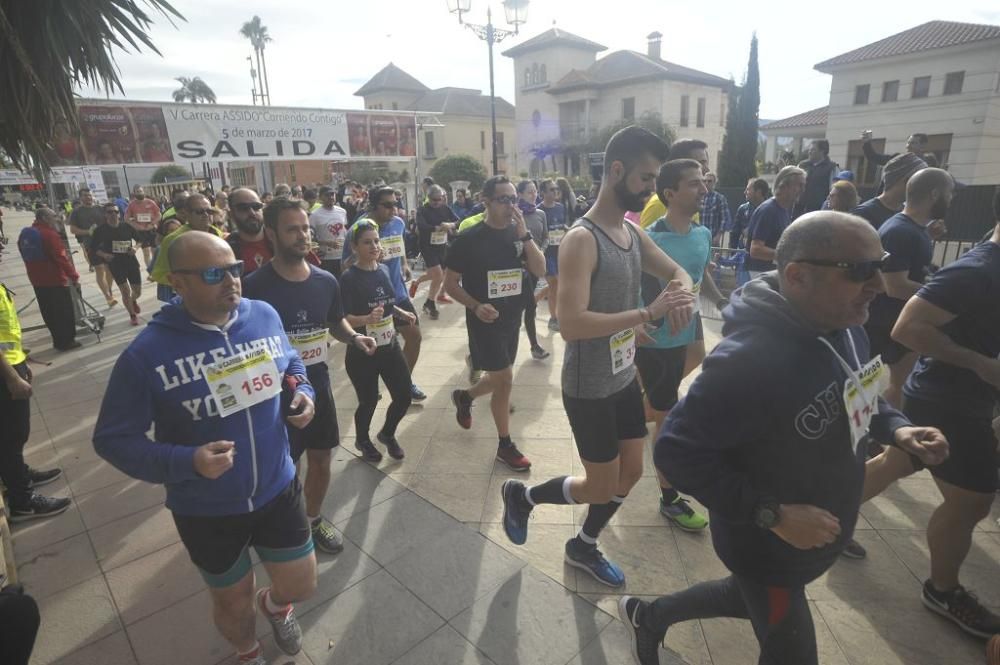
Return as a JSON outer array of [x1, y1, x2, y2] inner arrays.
[[239, 15, 272, 105], [0, 0, 183, 171], [172, 76, 217, 103]]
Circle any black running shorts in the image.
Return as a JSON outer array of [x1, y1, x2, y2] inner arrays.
[[109, 256, 141, 286], [287, 380, 339, 461], [172, 478, 313, 588], [468, 320, 520, 373], [563, 378, 648, 463], [420, 243, 446, 268], [635, 345, 687, 412]]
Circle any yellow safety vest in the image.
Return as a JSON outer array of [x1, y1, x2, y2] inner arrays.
[[0, 285, 27, 366]]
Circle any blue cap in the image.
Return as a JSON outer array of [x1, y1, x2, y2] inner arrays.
[[832, 170, 855, 182]]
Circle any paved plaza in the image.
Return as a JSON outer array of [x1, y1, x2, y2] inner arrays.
[[1, 209, 997, 665]]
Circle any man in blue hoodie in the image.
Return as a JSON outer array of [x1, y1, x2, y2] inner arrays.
[[617, 212, 949, 665], [93, 231, 317, 665]]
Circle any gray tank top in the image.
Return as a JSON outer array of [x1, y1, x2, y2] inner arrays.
[[562, 218, 642, 399]]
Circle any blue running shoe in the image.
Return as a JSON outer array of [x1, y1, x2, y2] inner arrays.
[[500, 479, 532, 545], [565, 538, 626, 588]]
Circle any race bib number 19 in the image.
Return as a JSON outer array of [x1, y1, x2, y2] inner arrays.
[[609, 328, 636, 375], [487, 269, 522, 299], [367, 316, 396, 346], [203, 348, 282, 418]]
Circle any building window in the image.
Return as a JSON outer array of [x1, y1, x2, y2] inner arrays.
[[480, 130, 486, 150], [622, 97, 635, 122], [696, 97, 706, 127], [524, 68, 530, 87], [680, 95, 690, 127], [854, 84, 870, 105], [424, 131, 435, 157], [847, 138, 886, 187], [540, 64, 547, 83], [531, 63, 539, 85], [882, 80, 899, 102], [912, 76, 931, 99], [496, 132, 505, 155], [922, 133, 953, 168], [944, 71, 965, 95]]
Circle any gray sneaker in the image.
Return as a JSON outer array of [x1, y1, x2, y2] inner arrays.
[[256, 588, 302, 655], [311, 517, 344, 554]]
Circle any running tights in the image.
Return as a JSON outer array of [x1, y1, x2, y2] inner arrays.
[[344, 344, 412, 442], [522, 273, 539, 349]]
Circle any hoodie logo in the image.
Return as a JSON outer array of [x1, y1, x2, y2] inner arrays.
[[296, 310, 308, 323], [794, 382, 841, 440]]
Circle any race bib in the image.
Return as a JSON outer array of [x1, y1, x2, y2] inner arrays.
[[487, 269, 522, 299], [381, 234, 404, 260], [548, 228, 566, 246], [112, 240, 132, 254], [609, 328, 636, 375], [333, 236, 344, 251], [203, 348, 281, 418], [843, 355, 889, 451], [137, 213, 152, 224], [288, 329, 328, 366], [367, 316, 395, 346], [430, 229, 448, 245]]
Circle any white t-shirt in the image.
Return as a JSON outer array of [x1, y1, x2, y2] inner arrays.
[[309, 205, 348, 260]]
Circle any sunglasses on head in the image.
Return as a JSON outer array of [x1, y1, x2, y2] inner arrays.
[[492, 195, 518, 205], [232, 201, 264, 212], [173, 261, 244, 285], [796, 252, 891, 282]]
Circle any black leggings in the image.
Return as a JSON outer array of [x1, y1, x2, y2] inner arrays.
[[33, 286, 76, 349], [0, 362, 31, 505], [345, 343, 412, 442], [642, 574, 817, 665], [522, 273, 539, 349]]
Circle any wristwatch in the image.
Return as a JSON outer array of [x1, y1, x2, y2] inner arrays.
[[752, 497, 781, 530], [519, 232, 533, 242]]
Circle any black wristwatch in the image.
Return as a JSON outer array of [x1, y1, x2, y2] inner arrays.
[[519, 232, 533, 242], [752, 497, 781, 530]]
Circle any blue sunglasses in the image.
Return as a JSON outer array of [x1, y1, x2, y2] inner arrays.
[[173, 261, 244, 285]]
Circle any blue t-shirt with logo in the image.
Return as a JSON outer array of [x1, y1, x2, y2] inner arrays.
[[342, 216, 409, 303], [645, 220, 712, 348], [338, 264, 398, 333], [745, 198, 792, 272]]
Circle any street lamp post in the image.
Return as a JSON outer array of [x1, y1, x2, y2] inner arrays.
[[447, 1, 528, 175]]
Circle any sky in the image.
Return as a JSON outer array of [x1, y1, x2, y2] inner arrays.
[[78, 0, 1000, 122]]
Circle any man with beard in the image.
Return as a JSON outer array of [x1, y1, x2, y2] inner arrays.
[[126, 185, 161, 266], [150, 194, 224, 287], [499, 127, 696, 588], [226, 188, 272, 275], [243, 196, 377, 556], [863, 168, 953, 409], [310, 186, 348, 276]]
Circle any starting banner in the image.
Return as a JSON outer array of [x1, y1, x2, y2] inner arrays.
[[46, 100, 420, 167]]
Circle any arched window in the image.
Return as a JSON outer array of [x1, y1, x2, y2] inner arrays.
[[540, 64, 547, 83], [524, 68, 530, 87], [531, 63, 539, 85]]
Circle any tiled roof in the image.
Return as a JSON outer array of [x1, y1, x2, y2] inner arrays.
[[354, 63, 429, 96], [408, 88, 514, 119], [815, 20, 1000, 71], [547, 50, 730, 93], [500, 28, 607, 58], [760, 106, 828, 131]]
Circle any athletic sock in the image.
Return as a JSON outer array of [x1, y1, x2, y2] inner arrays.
[[262, 587, 290, 617], [579, 494, 627, 542], [527, 476, 575, 505], [498, 435, 513, 449], [661, 487, 679, 504], [308, 515, 320, 526], [238, 641, 262, 663]]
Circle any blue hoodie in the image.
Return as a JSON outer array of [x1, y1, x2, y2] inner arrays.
[[92, 298, 314, 517], [655, 275, 910, 587]]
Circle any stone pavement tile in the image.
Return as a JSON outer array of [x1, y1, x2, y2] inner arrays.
[[577, 593, 712, 665], [299, 569, 444, 665], [392, 625, 497, 665], [490, 437, 575, 481], [32, 576, 122, 665], [11, 478, 86, 554], [814, 597, 985, 665], [880, 529, 1000, 609], [339, 490, 464, 567], [22, 420, 54, 459], [415, 435, 501, 475], [450, 566, 611, 665], [294, 534, 382, 617], [572, 526, 690, 597], [215, 635, 315, 665], [105, 541, 204, 626], [17, 531, 101, 601], [41, 397, 104, 447], [700, 600, 850, 665], [50, 629, 138, 665], [396, 472, 492, 523], [74, 477, 165, 530], [49, 433, 104, 469], [860, 476, 942, 531], [671, 529, 730, 585], [126, 588, 232, 665], [362, 434, 433, 477], [318, 457, 407, 525], [807, 529, 922, 603], [480, 474, 576, 526], [481, 522, 578, 591], [31, 374, 109, 410], [61, 456, 133, 497], [385, 525, 527, 620], [90, 503, 181, 572]]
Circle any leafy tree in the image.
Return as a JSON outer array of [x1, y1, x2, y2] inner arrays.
[[0, 0, 182, 172], [719, 34, 760, 186], [151, 164, 191, 183], [172, 76, 217, 103], [429, 155, 487, 193]]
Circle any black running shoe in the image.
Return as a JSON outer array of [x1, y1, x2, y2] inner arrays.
[[500, 479, 532, 545], [452, 389, 472, 429], [922, 581, 1000, 638], [27, 467, 62, 489], [9, 494, 72, 523], [840, 538, 867, 559], [618, 596, 661, 665], [422, 300, 439, 320], [355, 439, 383, 463], [377, 431, 405, 460]]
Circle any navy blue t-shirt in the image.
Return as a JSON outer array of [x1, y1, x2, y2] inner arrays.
[[745, 198, 791, 272], [851, 198, 897, 230], [868, 213, 932, 327], [242, 263, 343, 386], [338, 264, 397, 333], [904, 241, 1000, 416], [540, 203, 566, 257]]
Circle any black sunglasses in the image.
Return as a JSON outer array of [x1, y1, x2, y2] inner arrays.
[[232, 202, 264, 212], [173, 261, 244, 285], [492, 195, 518, 205], [376, 201, 396, 210], [795, 252, 890, 282]]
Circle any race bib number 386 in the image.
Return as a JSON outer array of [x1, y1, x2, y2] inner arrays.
[[203, 348, 281, 418]]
